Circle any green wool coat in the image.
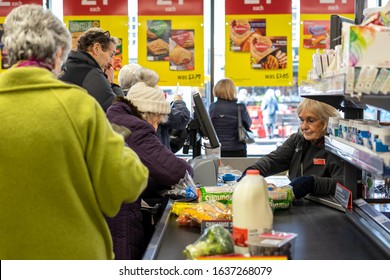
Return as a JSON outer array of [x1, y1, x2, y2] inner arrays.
[[0, 67, 149, 260]]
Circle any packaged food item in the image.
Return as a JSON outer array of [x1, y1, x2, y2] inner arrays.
[[246, 231, 298, 260], [268, 184, 294, 210], [171, 201, 195, 216], [198, 186, 234, 205], [183, 224, 234, 259], [176, 200, 232, 226]]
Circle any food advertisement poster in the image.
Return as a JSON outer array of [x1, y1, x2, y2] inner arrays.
[[63, 0, 128, 81], [138, 0, 204, 86], [299, 0, 354, 84], [0, 0, 43, 73], [225, 0, 292, 87], [169, 29, 195, 71], [302, 20, 330, 49]]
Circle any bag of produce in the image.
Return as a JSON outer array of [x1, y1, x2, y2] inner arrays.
[[183, 224, 234, 259]]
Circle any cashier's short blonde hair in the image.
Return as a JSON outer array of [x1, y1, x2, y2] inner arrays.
[[213, 78, 237, 101], [297, 98, 341, 135]]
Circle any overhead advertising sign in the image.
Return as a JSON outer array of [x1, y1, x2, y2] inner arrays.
[[63, 0, 127, 16], [0, 0, 43, 73], [138, 0, 204, 87], [300, 0, 354, 14], [299, 0, 354, 84], [63, 0, 128, 81], [225, 0, 293, 87], [0, 0, 43, 16]]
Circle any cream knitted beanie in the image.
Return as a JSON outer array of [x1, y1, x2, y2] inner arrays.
[[126, 82, 171, 114]]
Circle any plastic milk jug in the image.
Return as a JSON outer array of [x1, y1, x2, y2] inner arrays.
[[232, 169, 273, 254]]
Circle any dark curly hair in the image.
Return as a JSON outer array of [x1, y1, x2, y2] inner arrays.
[[77, 28, 118, 52]]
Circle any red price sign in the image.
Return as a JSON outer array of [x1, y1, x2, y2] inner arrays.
[[225, 0, 291, 15], [300, 0, 354, 14], [138, 0, 203, 16], [0, 0, 43, 16], [63, 0, 128, 16]]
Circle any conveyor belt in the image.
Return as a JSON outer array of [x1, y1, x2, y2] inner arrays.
[[143, 199, 389, 260]]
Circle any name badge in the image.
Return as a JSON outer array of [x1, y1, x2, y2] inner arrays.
[[313, 158, 326, 165]]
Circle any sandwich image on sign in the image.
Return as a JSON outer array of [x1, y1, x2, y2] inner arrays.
[[169, 30, 194, 71], [147, 39, 169, 56], [147, 20, 171, 61]]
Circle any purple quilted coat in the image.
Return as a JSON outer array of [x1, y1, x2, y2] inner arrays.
[[105, 100, 193, 259]]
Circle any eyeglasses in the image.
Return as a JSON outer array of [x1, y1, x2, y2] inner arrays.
[[299, 117, 320, 125]]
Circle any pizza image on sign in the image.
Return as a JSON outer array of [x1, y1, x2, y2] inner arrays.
[[230, 19, 266, 52]]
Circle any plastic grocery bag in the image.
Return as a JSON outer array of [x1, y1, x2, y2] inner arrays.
[[163, 171, 197, 200]]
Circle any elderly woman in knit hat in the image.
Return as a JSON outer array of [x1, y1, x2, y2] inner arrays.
[[117, 65, 191, 152], [105, 81, 194, 260]]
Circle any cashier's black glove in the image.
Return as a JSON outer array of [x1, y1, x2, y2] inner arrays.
[[289, 176, 315, 199]]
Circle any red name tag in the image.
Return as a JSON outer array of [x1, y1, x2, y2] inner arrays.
[[313, 158, 326, 165]]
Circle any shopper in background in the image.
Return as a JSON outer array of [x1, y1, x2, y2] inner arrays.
[[159, 90, 191, 153], [59, 27, 124, 112], [242, 98, 344, 199], [0, 4, 149, 260], [261, 88, 279, 139], [105, 81, 194, 259], [209, 78, 252, 157], [118, 63, 143, 96], [118, 64, 191, 152]]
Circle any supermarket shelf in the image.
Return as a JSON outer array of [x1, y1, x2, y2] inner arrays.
[[325, 135, 387, 176], [300, 74, 345, 96], [345, 94, 390, 112], [300, 75, 345, 110]]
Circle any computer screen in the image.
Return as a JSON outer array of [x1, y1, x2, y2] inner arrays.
[[192, 92, 220, 149]]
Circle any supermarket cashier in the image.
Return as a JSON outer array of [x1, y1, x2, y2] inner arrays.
[[243, 98, 345, 199]]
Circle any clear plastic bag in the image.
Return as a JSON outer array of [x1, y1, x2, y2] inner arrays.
[[163, 171, 197, 200], [183, 224, 234, 259]]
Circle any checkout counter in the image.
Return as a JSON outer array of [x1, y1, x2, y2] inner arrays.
[[143, 157, 390, 260]]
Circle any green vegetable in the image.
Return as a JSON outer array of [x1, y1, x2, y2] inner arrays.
[[183, 224, 234, 259]]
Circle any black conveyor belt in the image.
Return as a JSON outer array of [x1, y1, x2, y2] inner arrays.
[[143, 198, 389, 260]]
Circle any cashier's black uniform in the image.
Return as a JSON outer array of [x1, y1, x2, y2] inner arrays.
[[245, 133, 344, 196]]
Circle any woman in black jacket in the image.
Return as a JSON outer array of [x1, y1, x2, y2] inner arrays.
[[209, 78, 252, 157], [243, 98, 344, 199]]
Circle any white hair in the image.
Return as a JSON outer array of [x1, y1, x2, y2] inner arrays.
[[2, 4, 71, 66], [118, 65, 159, 92], [118, 64, 142, 91]]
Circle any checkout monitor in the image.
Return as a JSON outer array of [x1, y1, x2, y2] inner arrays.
[[192, 92, 220, 150]]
